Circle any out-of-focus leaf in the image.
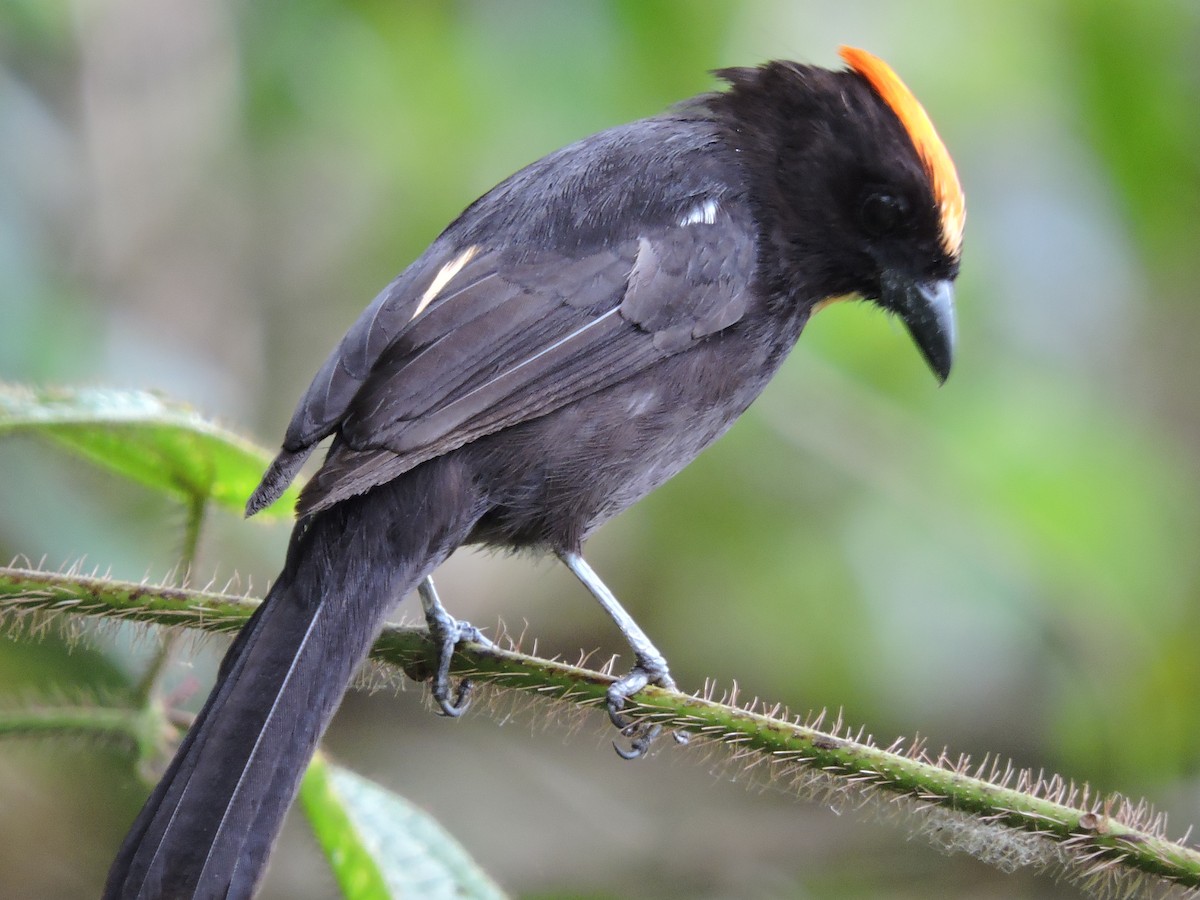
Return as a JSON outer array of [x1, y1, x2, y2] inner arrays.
[[1064, 0, 1200, 273], [300, 752, 506, 900], [0, 385, 298, 519]]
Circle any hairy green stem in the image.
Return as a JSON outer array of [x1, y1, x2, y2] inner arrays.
[[179, 495, 208, 577], [1, 564, 1197, 892], [0, 705, 143, 742]]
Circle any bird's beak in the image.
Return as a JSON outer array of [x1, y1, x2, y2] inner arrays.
[[882, 275, 956, 383]]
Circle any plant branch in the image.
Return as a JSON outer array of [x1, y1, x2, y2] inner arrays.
[[1, 563, 1197, 894], [135, 494, 208, 704], [0, 704, 143, 742]]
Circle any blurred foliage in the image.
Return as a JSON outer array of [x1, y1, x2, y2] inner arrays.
[[300, 751, 507, 899], [0, 384, 300, 518], [1, 1, 1198, 898]]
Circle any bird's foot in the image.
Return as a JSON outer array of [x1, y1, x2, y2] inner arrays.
[[606, 660, 689, 759], [427, 613, 493, 717], [419, 578, 493, 717]]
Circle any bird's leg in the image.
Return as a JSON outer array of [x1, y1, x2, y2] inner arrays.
[[418, 576, 492, 717], [558, 551, 686, 758]]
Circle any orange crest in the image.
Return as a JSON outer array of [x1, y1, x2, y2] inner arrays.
[[839, 46, 965, 257]]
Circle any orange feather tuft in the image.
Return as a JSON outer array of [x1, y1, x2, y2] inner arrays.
[[839, 46, 965, 257]]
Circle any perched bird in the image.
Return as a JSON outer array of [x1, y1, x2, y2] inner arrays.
[[105, 46, 964, 899]]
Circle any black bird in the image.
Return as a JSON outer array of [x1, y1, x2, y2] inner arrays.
[[105, 46, 964, 899]]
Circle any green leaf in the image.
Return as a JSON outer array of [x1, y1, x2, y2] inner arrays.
[[0, 384, 299, 519], [300, 752, 507, 900]]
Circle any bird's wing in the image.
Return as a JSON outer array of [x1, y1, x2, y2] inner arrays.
[[249, 208, 756, 516]]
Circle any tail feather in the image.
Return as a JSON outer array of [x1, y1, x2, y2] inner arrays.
[[105, 458, 482, 900]]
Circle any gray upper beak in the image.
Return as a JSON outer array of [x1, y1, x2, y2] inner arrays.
[[882, 275, 956, 383]]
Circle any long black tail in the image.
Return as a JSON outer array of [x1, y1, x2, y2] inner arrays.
[[104, 457, 483, 900]]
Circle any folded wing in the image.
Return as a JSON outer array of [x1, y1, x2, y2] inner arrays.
[[247, 209, 756, 517]]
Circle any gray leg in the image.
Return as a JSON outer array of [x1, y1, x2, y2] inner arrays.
[[418, 576, 492, 717], [558, 551, 681, 757]]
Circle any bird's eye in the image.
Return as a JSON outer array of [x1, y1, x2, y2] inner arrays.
[[859, 192, 908, 237]]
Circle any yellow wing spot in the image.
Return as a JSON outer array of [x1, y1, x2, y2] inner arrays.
[[839, 46, 965, 258], [411, 245, 479, 321]]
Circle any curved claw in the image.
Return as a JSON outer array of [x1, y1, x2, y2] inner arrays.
[[605, 663, 684, 758], [605, 667, 650, 732], [430, 627, 482, 717], [434, 674, 474, 717], [607, 696, 633, 731], [613, 740, 642, 761], [613, 720, 663, 759]]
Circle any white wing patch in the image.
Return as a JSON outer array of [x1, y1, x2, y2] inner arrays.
[[411, 245, 479, 321], [679, 198, 718, 227]]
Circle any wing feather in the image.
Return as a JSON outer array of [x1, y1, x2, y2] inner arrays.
[[295, 214, 754, 513], [252, 208, 756, 516]]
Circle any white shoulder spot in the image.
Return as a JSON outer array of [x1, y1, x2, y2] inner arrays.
[[679, 198, 719, 227], [411, 245, 479, 321]]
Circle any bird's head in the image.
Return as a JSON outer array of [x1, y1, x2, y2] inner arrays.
[[716, 47, 965, 382]]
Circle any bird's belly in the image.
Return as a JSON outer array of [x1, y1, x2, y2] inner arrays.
[[465, 334, 788, 552]]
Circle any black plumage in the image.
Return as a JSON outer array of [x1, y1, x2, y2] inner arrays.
[[106, 51, 962, 899]]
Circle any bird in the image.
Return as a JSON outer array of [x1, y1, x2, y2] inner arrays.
[[104, 45, 964, 899]]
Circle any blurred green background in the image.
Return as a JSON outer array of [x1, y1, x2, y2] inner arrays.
[[2, 0, 1199, 897]]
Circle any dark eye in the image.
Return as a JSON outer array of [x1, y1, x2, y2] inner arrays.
[[859, 192, 908, 237]]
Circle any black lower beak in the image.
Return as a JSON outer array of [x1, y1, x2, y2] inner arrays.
[[881, 275, 956, 383]]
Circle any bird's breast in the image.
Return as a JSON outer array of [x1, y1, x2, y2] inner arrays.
[[465, 314, 803, 552]]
